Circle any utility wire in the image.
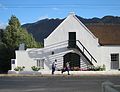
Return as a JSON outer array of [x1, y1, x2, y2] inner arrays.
[[0, 4, 120, 8], [3, 3, 120, 6]]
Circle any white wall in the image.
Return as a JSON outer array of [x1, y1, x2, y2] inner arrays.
[[74, 16, 100, 66], [100, 46, 120, 70], [15, 50, 51, 71], [44, 13, 100, 66], [14, 46, 75, 71], [15, 51, 36, 71], [44, 14, 74, 46]]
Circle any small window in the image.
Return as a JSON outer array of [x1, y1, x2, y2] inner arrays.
[[11, 59, 15, 64], [111, 54, 119, 61], [36, 59, 44, 68]]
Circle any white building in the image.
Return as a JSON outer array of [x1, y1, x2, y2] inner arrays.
[[11, 13, 120, 71]]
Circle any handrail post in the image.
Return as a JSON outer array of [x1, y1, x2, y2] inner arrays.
[[83, 48, 84, 53], [91, 57, 92, 63]]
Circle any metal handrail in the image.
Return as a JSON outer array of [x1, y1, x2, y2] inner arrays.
[[76, 40, 97, 63]]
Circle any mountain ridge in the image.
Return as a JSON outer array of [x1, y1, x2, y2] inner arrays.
[[22, 15, 120, 43]]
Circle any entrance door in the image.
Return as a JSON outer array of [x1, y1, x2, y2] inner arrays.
[[68, 32, 76, 48], [63, 52, 80, 70], [111, 54, 119, 69]]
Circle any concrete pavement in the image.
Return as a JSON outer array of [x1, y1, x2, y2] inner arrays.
[[4, 70, 120, 77], [40, 70, 120, 75], [0, 75, 120, 92]]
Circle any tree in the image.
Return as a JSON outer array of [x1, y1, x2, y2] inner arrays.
[[3, 15, 42, 49], [0, 15, 42, 73], [0, 29, 4, 42], [0, 42, 11, 73]]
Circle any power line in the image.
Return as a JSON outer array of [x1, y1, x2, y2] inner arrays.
[[0, 4, 120, 9], [3, 3, 120, 6]]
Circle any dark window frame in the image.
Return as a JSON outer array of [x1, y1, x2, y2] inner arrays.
[[111, 53, 119, 62]]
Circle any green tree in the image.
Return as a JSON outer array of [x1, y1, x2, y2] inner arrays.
[[0, 42, 11, 73], [0, 15, 42, 73], [3, 15, 42, 49], [0, 29, 4, 42]]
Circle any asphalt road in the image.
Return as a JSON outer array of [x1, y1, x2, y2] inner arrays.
[[0, 75, 120, 92]]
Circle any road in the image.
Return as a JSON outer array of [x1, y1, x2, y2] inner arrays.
[[0, 75, 120, 92]]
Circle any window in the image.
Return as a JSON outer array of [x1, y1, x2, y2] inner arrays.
[[36, 59, 44, 68], [11, 59, 15, 64], [111, 54, 119, 61], [68, 32, 76, 48], [111, 54, 119, 69]]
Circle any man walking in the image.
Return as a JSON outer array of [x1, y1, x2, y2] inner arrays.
[[66, 62, 70, 75], [52, 59, 57, 75], [61, 62, 70, 75]]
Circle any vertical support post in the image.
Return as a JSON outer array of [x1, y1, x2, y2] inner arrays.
[[83, 47, 84, 53], [91, 57, 92, 63]]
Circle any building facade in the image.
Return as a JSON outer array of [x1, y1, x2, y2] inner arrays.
[[11, 13, 120, 71]]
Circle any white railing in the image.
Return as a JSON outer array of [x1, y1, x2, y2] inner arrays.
[[102, 81, 120, 92]]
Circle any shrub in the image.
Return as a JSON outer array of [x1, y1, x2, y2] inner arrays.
[[101, 64, 106, 71], [87, 65, 95, 71], [14, 66, 25, 71], [31, 66, 40, 71], [87, 64, 106, 71], [94, 66, 102, 71]]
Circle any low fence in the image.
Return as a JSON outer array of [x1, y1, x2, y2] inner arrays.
[[102, 81, 120, 92]]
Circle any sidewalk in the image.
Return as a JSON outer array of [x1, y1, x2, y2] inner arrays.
[[5, 70, 120, 77], [41, 70, 120, 76]]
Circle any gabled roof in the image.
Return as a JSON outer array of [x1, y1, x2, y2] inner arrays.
[[46, 13, 120, 46], [74, 14, 120, 46], [69, 14, 120, 46], [86, 24, 120, 45]]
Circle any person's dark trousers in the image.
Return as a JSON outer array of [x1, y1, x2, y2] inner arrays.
[[67, 69, 70, 75], [61, 68, 65, 74], [52, 68, 55, 74], [65, 67, 70, 75]]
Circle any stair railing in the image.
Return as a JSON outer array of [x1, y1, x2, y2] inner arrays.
[[76, 40, 97, 64]]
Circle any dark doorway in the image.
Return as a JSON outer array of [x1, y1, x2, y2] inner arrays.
[[68, 32, 76, 48], [63, 52, 80, 70]]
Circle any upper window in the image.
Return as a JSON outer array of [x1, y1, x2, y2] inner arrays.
[[111, 54, 119, 61]]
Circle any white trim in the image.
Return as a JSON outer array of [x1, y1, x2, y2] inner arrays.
[[45, 17, 67, 41], [73, 15, 98, 40], [45, 13, 98, 42]]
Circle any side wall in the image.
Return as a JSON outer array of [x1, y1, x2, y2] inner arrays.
[[100, 46, 120, 70], [15, 51, 36, 71], [14, 46, 74, 71]]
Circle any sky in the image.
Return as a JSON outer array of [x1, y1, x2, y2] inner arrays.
[[0, 0, 120, 28]]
